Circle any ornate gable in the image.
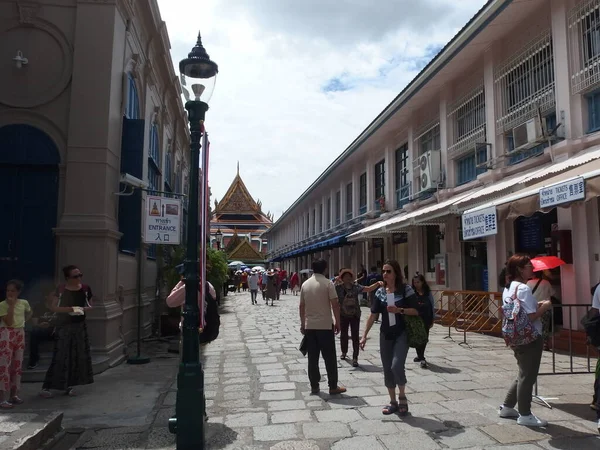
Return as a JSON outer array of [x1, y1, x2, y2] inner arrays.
[[216, 173, 259, 214], [229, 239, 264, 262]]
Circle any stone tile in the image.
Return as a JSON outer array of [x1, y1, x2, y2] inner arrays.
[[252, 356, 279, 364], [224, 390, 252, 400], [409, 392, 448, 404], [268, 400, 306, 411], [435, 412, 494, 427], [224, 412, 268, 427], [440, 381, 485, 391], [261, 369, 289, 376], [327, 396, 369, 409], [257, 363, 286, 371], [270, 440, 320, 450], [330, 436, 386, 450], [362, 395, 394, 407], [436, 428, 497, 449], [264, 382, 297, 391], [302, 422, 351, 439], [260, 375, 289, 384], [349, 419, 401, 435], [379, 432, 442, 449], [440, 390, 487, 401], [259, 391, 297, 401], [270, 409, 312, 424], [438, 399, 495, 413], [254, 424, 298, 441], [395, 415, 449, 434], [314, 409, 362, 423]]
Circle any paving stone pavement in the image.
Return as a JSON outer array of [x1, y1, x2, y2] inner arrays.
[[166, 290, 600, 450]]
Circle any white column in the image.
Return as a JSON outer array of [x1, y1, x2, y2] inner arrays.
[[340, 181, 346, 223], [366, 160, 374, 212], [551, 0, 579, 139], [439, 92, 450, 186], [407, 124, 415, 197], [384, 146, 394, 209], [352, 169, 359, 218], [483, 46, 501, 160], [330, 188, 335, 229]]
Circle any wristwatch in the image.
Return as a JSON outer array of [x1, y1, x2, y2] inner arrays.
[[399, 308, 405, 314]]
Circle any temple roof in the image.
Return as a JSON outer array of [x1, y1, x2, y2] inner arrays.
[[213, 165, 273, 224], [228, 239, 265, 262]]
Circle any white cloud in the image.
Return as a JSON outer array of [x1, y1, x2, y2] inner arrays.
[[157, 0, 487, 219]]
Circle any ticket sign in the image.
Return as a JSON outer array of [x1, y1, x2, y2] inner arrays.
[[144, 196, 182, 245], [539, 177, 585, 208], [462, 206, 498, 240]]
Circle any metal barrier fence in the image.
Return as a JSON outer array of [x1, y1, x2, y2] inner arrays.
[[432, 289, 503, 346]]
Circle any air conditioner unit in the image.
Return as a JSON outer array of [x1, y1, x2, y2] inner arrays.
[[512, 116, 544, 151], [417, 150, 441, 192]]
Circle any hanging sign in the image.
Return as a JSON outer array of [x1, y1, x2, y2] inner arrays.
[[144, 196, 182, 245], [539, 176, 585, 208], [462, 206, 498, 240]]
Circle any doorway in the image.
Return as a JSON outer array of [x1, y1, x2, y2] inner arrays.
[[0, 125, 59, 297], [463, 241, 488, 291]]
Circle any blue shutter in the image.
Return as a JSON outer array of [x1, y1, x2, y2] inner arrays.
[[118, 118, 145, 254]]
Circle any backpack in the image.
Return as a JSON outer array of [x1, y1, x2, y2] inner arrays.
[[338, 285, 359, 317], [199, 283, 220, 344], [501, 283, 540, 347]]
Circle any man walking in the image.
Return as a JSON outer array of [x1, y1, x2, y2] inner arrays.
[[248, 271, 259, 305], [299, 259, 346, 396]]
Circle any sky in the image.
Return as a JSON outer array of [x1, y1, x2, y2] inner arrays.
[[156, 0, 488, 221]]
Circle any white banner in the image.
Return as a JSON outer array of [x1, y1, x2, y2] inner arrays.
[[462, 206, 498, 240], [143, 196, 182, 245], [539, 176, 585, 208]]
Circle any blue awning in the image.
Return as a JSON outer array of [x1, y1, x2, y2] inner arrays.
[[274, 233, 352, 260]]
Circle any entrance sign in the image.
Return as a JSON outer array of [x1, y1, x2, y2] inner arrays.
[[462, 206, 497, 240], [144, 196, 182, 245], [539, 177, 585, 208]]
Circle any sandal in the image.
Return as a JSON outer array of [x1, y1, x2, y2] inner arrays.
[[65, 388, 77, 396], [382, 401, 399, 415], [39, 389, 54, 399], [0, 401, 13, 409], [398, 396, 409, 416], [10, 396, 23, 405]]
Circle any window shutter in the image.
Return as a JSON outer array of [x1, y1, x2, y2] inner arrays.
[[120, 117, 145, 179]]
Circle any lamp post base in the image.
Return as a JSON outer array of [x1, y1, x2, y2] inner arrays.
[[170, 362, 205, 449], [127, 355, 151, 365]]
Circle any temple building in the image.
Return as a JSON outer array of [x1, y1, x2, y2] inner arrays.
[[210, 165, 273, 263]]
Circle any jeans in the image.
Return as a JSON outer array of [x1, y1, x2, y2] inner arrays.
[[250, 290, 258, 303], [305, 328, 338, 389], [340, 316, 360, 359], [28, 326, 55, 366], [504, 336, 544, 416], [380, 332, 410, 388]]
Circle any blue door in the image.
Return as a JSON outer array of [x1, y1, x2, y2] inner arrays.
[[0, 125, 59, 298]]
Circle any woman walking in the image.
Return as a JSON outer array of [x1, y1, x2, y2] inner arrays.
[[0, 280, 32, 408], [290, 272, 300, 296], [412, 274, 435, 368], [335, 269, 381, 367], [359, 260, 421, 416], [40, 265, 94, 398], [498, 254, 552, 427]]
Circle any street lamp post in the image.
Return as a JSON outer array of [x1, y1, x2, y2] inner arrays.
[[168, 32, 218, 450], [215, 227, 223, 251]]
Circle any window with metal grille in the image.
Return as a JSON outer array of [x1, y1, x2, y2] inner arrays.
[[359, 172, 367, 215], [148, 124, 161, 195], [395, 143, 409, 209], [448, 86, 486, 160], [569, 0, 600, 93], [374, 159, 385, 205], [164, 149, 173, 194], [335, 191, 341, 226], [587, 90, 600, 132], [456, 147, 488, 185], [495, 31, 555, 134], [346, 182, 353, 221], [505, 112, 556, 165], [416, 123, 440, 155]]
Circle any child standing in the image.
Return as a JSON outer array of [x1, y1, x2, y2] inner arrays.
[[0, 280, 32, 408]]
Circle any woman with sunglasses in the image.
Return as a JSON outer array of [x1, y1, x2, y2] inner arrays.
[[360, 260, 421, 416], [40, 265, 94, 398]]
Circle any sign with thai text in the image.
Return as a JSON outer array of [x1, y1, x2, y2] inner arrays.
[[144, 196, 182, 245], [462, 206, 497, 240], [539, 177, 585, 208]]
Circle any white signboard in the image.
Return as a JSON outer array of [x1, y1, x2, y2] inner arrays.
[[539, 176, 585, 208], [462, 206, 498, 240], [144, 196, 182, 245]]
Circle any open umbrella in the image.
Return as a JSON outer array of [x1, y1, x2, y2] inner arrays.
[[531, 256, 566, 271], [299, 269, 313, 275], [228, 261, 244, 268], [252, 266, 265, 272]]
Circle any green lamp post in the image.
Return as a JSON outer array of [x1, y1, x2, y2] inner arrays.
[[168, 32, 218, 449]]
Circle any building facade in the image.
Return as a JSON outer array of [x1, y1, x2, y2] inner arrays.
[[265, 0, 600, 326], [210, 165, 272, 262], [0, 0, 189, 371]]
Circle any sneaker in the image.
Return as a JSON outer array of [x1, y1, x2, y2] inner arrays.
[[517, 414, 548, 427], [340, 354, 347, 360], [10, 396, 23, 405], [420, 360, 429, 369], [329, 386, 347, 395], [498, 405, 519, 418], [39, 389, 53, 399], [27, 363, 38, 370], [413, 356, 422, 363]]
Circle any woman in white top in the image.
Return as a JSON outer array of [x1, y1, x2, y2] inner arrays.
[[498, 254, 552, 428]]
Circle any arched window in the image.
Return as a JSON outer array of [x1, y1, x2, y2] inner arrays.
[[125, 74, 140, 119], [147, 124, 161, 194]]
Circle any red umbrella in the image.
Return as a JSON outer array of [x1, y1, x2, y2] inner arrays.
[[531, 256, 566, 271]]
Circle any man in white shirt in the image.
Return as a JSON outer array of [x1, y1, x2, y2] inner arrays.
[[248, 271, 259, 305], [300, 259, 346, 396]]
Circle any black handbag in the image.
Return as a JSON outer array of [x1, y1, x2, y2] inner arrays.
[[299, 336, 308, 356]]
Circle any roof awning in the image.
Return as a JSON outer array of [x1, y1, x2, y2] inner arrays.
[[463, 157, 600, 220]]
